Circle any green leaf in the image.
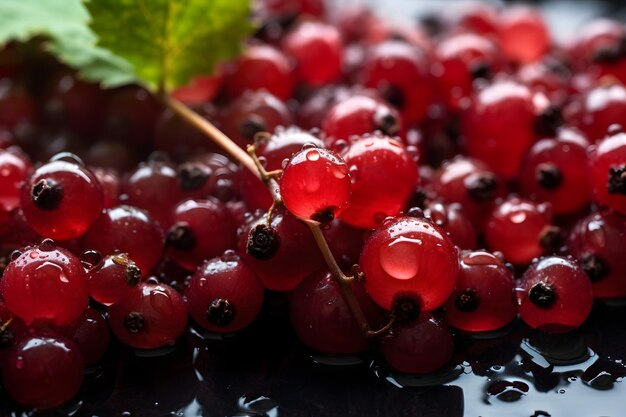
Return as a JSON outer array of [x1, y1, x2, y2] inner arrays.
[[0, 0, 136, 87], [85, 0, 253, 92]]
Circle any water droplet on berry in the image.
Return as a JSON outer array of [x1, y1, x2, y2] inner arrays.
[[10, 250, 22, 261], [221, 249, 239, 262], [508, 211, 527, 223], [306, 149, 320, 161], [39, 238, 56, 252], [379, 236, 423, 280], [463, 251, 502, 266], [281, 158, 290, 169], [302, 142, 319, 150], [374, 212, 387, 224], [80, 250, 103, 270], [331, 165, 347, 180]]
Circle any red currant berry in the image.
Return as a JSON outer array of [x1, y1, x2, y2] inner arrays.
[[498, 6, 550, 64], [236, 127, 323, 211], [82, 205, 165, 276], [568, 210, 626, 299], [589, 128, 626, 214], [360, 216, 459, 311], [282, 21, 342, 86], [224, 44, 295, 101], [443, 251, 517, 332], [108, 282, 188, 349], [280, 147, 351, 223], [565, 81, 626, 143], [172, 72, 223, 104], [290, 270, 385, 355], [186, 252, 264, 333], [2, 241, 88, 326], [2, 332, 84, 409], [339, 134, 418, 229], [461, 80, 537, 179], [518, 256, 593, 333], [359, 40, 432, 124], [485, 196, 558, 265], [20, 157, 103, 240], [220, 90, 293, 149], [123, 159, 181, 228], [238, 208, 324, 291], [166, 198, 237, 271], [382, 312, 454, 374], [86, 252, 141, 306], [424, 201, 477, 250], [104, 86, 162, 148], [433, 32, 501, 111], [430, 156, 504, 231], [321, 94, 401, 147], [62, 307, 110, 366], [0, 146, 31, 211], [0, 79, 38, 132], [519, 127, 591, 214]]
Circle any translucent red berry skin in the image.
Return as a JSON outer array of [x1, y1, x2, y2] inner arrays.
[[321, 95, 401, 146], [461, 80, 537, 179], [236, 128, 324, 211], [519, 128, 591, 214], [433, 32, 501, 111], [568, 210, 626, 299], [339, 135, 418, 229], [2, 333, 84, 409], [20, 159, 103, 240], [167, 198, 237, 271], [0, 80, 38, 131], [280, 147, 351, 222], [123, 160, 181, 228], [224, 44, 295, 101], [360, 216, 459, 311], [498, 6, 550, 64], [186, 253, 264, 333], [238, 208, 325, 291], [290, 270, 384, 355], [220, 90, 293, 149], [485, 197, 554, 265], [589, 130, 626, 214], [424, 202, 477, 250], [2, 244, 88, 326], [443, 251, 517, 332], [566, 83, 626, 143], [282, 21, 342, 86], [382, 312, 454, 374], [86, 253, 141, 306], [62, 307, 110, 366], [108, 282, 188, 349], [82, 205, 165, 277], [430, 156, 505, 231], [518, 256, 593, 333], [0, 146, 31, 211], [359, 40, 432, 124]]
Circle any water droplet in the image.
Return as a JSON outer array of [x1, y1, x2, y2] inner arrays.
[[331, 165, 348, 180], [306, 149, 320, 161], [80, 250, 103, 270], [39, 238, 56, 252], [508, 211, 527, 224], [302, 142, 319, 150], [221, 249, 239, 262], [379, 236, 423, 280], [373, 212, 388, 224], [487, 379, 529, 402], [463, 251, 502, 266]]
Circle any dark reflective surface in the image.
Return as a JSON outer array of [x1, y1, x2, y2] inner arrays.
[[2, 300, 625, 417]]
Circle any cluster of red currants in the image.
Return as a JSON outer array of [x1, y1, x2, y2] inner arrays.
[[0, 0, 625, 411]]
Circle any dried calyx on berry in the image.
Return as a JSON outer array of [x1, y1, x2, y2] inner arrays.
[[536, 163, 563, 190], [124, 311, 145, 334], [31, 179, 63, 210], [391, 294, 421, 324], [206, 298, 236, 327], [246, 223, 280, 260], [581, 253, 610, 282], [528, 282, 556, 308], [166, 223, 197, 251], [177, 162, 212, 191], [455, 288, 480, 312], [607, 166, 626, 195], [464, 173, 499, 202]]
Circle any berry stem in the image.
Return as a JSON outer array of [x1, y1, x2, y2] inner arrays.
[[162, 94, 393, 338], [161, 95, 259, 178], [307, 221, 395, 338]]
